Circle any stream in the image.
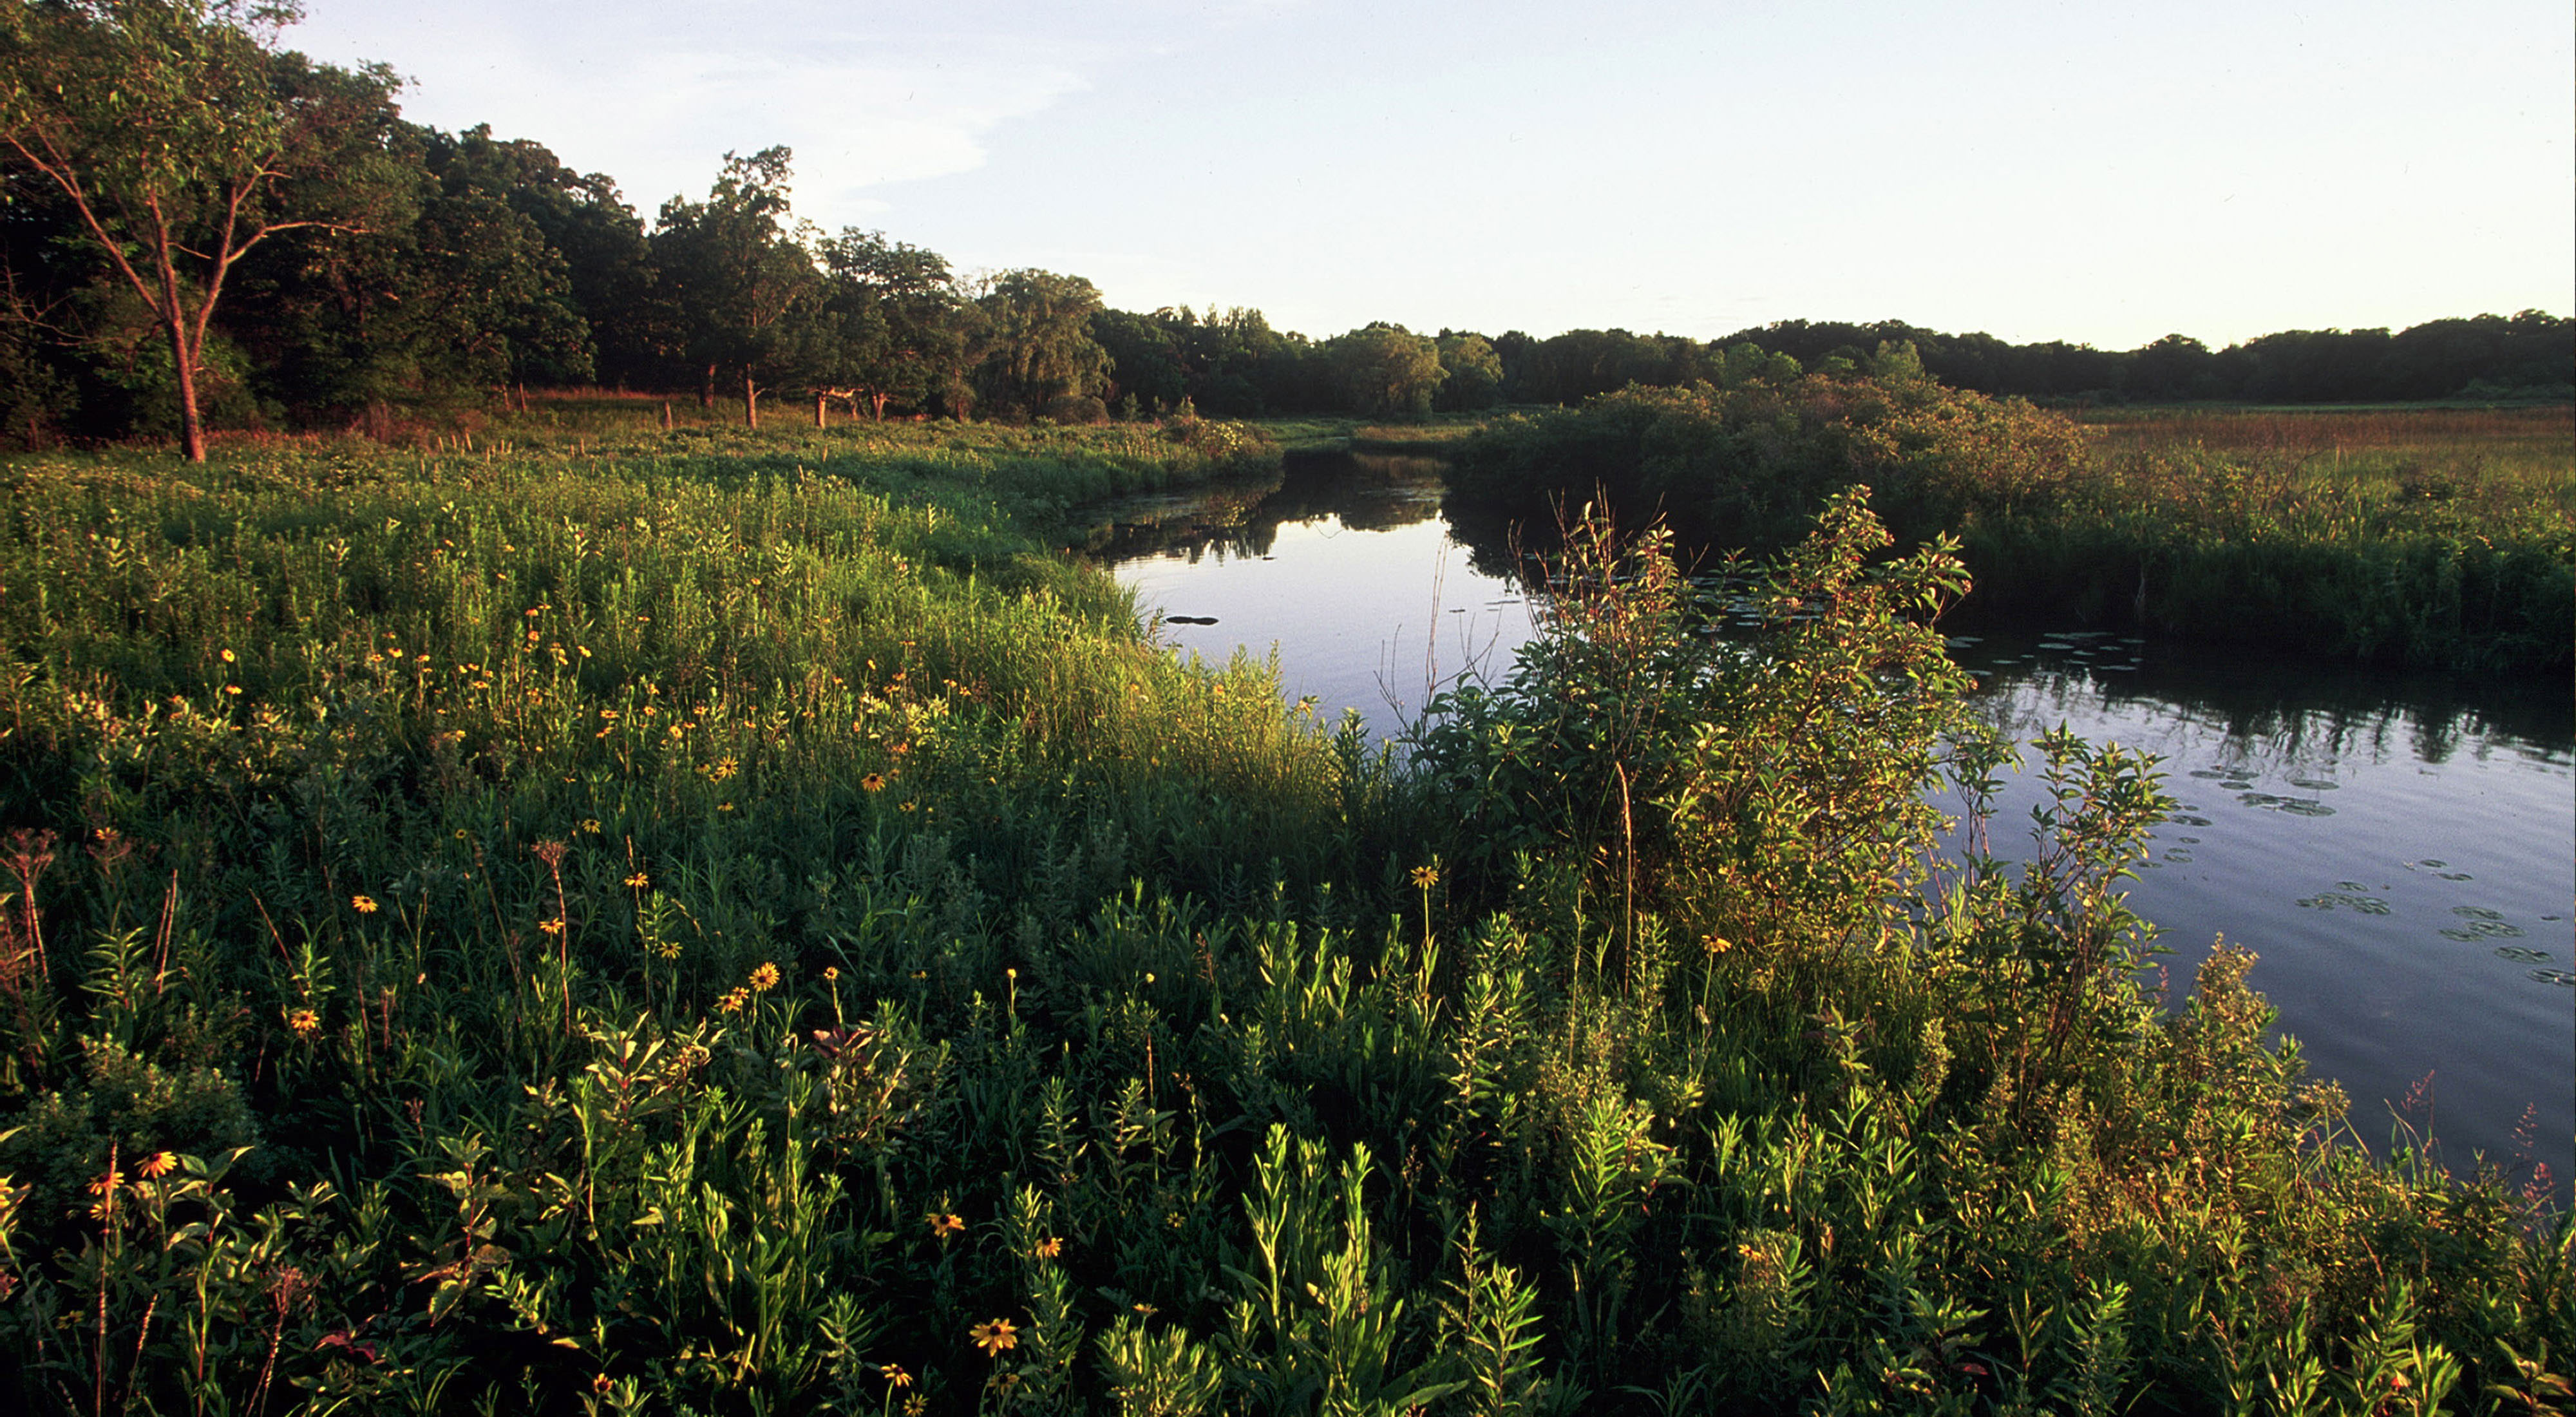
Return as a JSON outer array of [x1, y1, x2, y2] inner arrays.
[[1081, 452, 2575, 1193]]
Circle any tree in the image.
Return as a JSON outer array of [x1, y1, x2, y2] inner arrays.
[[1326, 323, 1444, 419], [650, 147, 816, 427], [1433, 331, 1503, 411], [969, 268, 1111, 419], [0, 0, 401, 459], [799, 227, 961, 420], [425, 125, 651, 388]]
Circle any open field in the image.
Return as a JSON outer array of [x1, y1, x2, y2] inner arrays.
[[1446, 385, 2573, 673], [0, 417, 2566, 1414]]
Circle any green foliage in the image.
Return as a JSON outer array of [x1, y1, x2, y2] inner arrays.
[[0, 422, 2562, 1413], [1327, 325, 1447, 421], [1447, 373, 2573, 672], [0, 0, 409, 457]]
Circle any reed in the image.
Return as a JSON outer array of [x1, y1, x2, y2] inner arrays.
[[1447, 383, 2575, 673], [0, 423, 2561, 1414]]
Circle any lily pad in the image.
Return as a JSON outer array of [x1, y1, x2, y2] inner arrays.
[[2438, 871, 2473, 881], [2286, 777, 2339, 791], [2495, 947, 2551, 963], [2298, 891, 2392, 915], [2240, 792, 2333, 817]]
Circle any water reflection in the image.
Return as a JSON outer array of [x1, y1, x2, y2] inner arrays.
[[1085, 453, 1537, 737], [1076, 452, 1454, 566], [1087, 461, 2573, 1197]]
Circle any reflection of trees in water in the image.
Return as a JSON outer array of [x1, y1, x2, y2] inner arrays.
[[1082, 452, 1450, 565], [1972, 645, 2570, 776]]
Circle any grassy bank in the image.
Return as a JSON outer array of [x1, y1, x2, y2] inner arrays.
[[1445, 382, 2573, 673], [0, 419, 2565, 1414]]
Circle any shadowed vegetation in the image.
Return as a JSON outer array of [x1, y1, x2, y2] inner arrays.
[[0, 414, 2564, 1414], [1444, 366, 2573, 674]]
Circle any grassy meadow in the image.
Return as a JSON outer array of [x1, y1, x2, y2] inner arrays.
[[1983, 404, 2576, 665], [1446, 385, 2573, 674], [0, 414, 2567, 1415]]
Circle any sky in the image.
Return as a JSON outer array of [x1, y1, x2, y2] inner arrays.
[[287, 0, 2573, 352]]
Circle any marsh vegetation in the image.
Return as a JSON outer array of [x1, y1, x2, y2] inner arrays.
[[0, 412, 2566, 1414]]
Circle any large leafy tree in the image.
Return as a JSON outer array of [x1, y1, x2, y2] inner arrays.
[[1326, 323, 1445, 419], [799, 227, 961, 420], [650, 147, 816, 427], [0, 0, 402, 459], [969, 267, 1112, 419], [425, 125, 650, 388], [1434, 330, 1503, 411]]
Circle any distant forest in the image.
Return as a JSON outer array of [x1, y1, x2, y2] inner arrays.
[[3, 4, 2570, 452]]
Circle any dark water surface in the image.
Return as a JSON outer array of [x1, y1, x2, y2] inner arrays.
[[1084, 454, 2574, 1191]]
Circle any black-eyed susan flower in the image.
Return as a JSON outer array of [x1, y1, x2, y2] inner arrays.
[[352, 895, 378, 913], [967, 1317, 1018, 1356]]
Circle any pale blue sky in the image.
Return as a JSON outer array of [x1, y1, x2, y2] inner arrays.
[[291, 0, 2572, 350]]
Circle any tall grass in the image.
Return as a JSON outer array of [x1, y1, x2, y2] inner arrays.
[[0, 422, 2564, 1414], [1447, 383, 2575, 672]]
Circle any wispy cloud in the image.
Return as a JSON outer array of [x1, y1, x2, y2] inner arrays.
[[293, 1, 1131, 221]]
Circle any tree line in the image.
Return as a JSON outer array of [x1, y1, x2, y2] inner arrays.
[[3, 1, 2567, 458]]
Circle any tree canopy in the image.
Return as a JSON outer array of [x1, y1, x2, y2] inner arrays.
[[0, 0, 404, 456]]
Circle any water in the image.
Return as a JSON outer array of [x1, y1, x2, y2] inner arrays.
[[1086, 454, 2575, 1192], [1084, 454, 1537, 736]]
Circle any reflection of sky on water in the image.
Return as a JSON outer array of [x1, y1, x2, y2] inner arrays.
[[1092, 464, 2573, 1199], [1117, 511, 1537, 740], [1946, 633, 2571, 1195]]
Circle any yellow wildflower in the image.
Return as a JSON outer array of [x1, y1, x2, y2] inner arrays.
[[927, 1212, 965, 1239], [1410, 864, 1439, 890], [967, 1317, 1018, 1356], [138, 1151, 178, 1179], [352, 895, 378, 914], [288, 1007, 321, 1038], [748, 962, 781, 992]]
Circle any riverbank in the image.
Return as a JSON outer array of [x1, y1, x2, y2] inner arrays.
[[1443, 379, 2575, 674], [0, 419, 2564, 1414]]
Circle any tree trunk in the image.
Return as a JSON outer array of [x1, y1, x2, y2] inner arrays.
[[744, 372, 759, 430], [166, 314, 205, 463], [701, 366, 716, 409], [661, 400, 674, 432], [813, 394, 826, 429], [871, 392, 889, 421]]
